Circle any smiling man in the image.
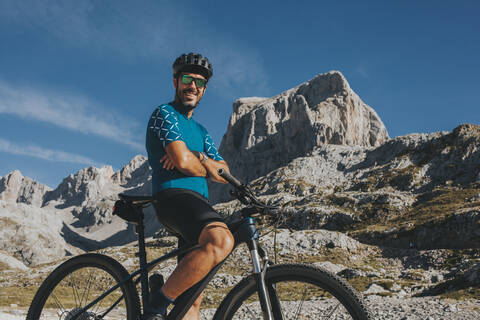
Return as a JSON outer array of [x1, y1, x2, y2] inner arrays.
[[145, 53, 234, 320]]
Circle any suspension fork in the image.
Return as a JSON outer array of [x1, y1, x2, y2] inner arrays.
[[249, 240, 285, 320], [243, 218, 274, 320]]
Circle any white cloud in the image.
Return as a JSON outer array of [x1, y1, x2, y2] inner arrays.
[[0, 81, 143, 150], [0, 0, 271, 98], [0, 138, 102, 166]]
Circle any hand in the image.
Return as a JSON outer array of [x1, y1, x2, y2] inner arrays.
[[160, 154, 176, 170], [203, 159, 229, 184]]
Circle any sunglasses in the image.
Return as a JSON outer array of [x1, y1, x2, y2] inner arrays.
[[181, 74, 207, 88]]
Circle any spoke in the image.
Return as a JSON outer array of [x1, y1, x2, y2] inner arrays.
[[80, 267, 95, 307], [92, 279, 107, 315], [92, 272, 118, 316], [69, 272, 81, 307], [50, 292, 67, 315], [325, 302, 342, 318], [293, 283, 308, 320]]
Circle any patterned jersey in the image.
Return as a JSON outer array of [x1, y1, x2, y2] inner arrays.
[[146, 103, 223, 198]]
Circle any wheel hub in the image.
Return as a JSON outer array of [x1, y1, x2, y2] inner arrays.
[[64, 308, 96, 320]]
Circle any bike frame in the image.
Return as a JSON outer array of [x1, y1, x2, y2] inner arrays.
[[71, 206, 277, 320]]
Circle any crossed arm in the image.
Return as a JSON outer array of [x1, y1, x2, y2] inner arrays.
[[160, 140, 229, 184]]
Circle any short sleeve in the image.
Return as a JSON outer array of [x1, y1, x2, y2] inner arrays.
[[204, 133, 224, 161], [149, 105, 184, 148]]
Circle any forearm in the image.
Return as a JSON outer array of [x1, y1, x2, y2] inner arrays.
[[199, 156, 229, 184], [175, 151, 208, 177]]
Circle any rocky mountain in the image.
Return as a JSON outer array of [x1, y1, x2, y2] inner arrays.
[[0, 170, 51, 207], [0, 155, 157, 267], [211, 71, 389, 203], [243, 124, 480, 249], [0, 200, 80, 266], [0, 71, 478, 316]]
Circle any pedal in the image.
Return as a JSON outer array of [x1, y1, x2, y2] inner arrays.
[[149, 273, 165, 292], [148, 273, 165, 306]]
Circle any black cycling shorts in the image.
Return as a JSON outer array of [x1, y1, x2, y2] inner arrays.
[[153, 188, 225, 246]]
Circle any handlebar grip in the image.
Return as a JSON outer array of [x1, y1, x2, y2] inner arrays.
[[217, 169, 243, 188]]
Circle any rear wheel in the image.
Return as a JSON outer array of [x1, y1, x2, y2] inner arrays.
[[26, 253, 140, 320], [214, 263, 371, 320]]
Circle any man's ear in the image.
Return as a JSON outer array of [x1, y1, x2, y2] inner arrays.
[[173, 77, 178, 89]]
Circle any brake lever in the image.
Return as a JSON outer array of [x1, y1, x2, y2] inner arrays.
[[230, 188, 252, 206]]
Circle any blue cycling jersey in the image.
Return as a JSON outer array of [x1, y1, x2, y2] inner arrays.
[[146, 103, 223, 198]]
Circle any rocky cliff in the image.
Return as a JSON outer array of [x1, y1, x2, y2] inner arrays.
[[210, 71, 389, 203], [0, 170, 51, 207], [241, 124, 480, 250], [0, 155, 156, 266]]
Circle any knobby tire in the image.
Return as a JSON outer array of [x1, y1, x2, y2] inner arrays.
[[213, 263, 372, 320], [26, 253, 140, 320]]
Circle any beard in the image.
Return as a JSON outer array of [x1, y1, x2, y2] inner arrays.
[[175, 86, 203, 112]]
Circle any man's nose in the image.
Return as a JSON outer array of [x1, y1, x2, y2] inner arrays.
[[186, 80, 197, 89]]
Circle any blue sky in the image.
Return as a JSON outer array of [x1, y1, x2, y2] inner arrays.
[[0, 0, 479, 188]]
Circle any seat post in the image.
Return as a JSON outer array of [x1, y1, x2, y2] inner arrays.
[[135, 209, 150, 310]]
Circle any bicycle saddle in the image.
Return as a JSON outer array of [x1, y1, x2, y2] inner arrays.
[[118, 193, 154, 205]]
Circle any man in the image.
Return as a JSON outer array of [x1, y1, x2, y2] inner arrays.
[[145, 53, 234, 320]]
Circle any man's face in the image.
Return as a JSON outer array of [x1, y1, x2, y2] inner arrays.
[[174, 72, 207, 108]]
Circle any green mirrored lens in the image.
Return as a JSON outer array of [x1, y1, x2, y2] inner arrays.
[[194, 78, 206, 88], [181, 75, 206, 88], [181, 75, 194, 85]]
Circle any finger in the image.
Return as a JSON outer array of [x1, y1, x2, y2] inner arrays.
[[163, 158, 171, 169], [162, 158, 171, 169]]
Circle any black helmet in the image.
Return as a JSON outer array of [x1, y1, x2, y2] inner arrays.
[[172, 53, 213, 80]]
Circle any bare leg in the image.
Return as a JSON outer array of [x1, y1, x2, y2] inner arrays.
[[182, 293, 202, 320], [161, 222, 234, 318]]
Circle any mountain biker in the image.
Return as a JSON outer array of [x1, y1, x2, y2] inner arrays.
[[145, 53, 234, 320]]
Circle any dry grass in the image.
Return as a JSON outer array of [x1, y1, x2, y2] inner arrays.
[[0, 286, 37, 307], [441, 287, 480, 300], [347, 187, 480, 245], [393, 188, 480, 227]]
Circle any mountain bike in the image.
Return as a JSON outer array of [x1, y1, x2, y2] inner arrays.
[[26, 169, 372, 319]]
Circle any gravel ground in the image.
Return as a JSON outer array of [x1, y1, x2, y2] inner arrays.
[[202, 296, 480, 319], [4, 296, 478, 319], [363, 296, 480, 320]]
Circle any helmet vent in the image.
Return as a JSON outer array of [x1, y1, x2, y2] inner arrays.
[[173, 52, 213, 80]]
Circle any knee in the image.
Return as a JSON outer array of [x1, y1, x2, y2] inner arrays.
[[221, 230, 235, 255], [214, 230, 234, 262], [205, 230, 234, 264]]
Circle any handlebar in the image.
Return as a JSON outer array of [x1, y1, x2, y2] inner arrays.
[[217, 169, 277, 214], [217, 169, 287, 230], [218, 168, 243, 189]]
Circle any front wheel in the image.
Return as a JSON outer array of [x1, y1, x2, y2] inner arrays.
[[26, 253, 140, 320], [214, 263, 371, 320]]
